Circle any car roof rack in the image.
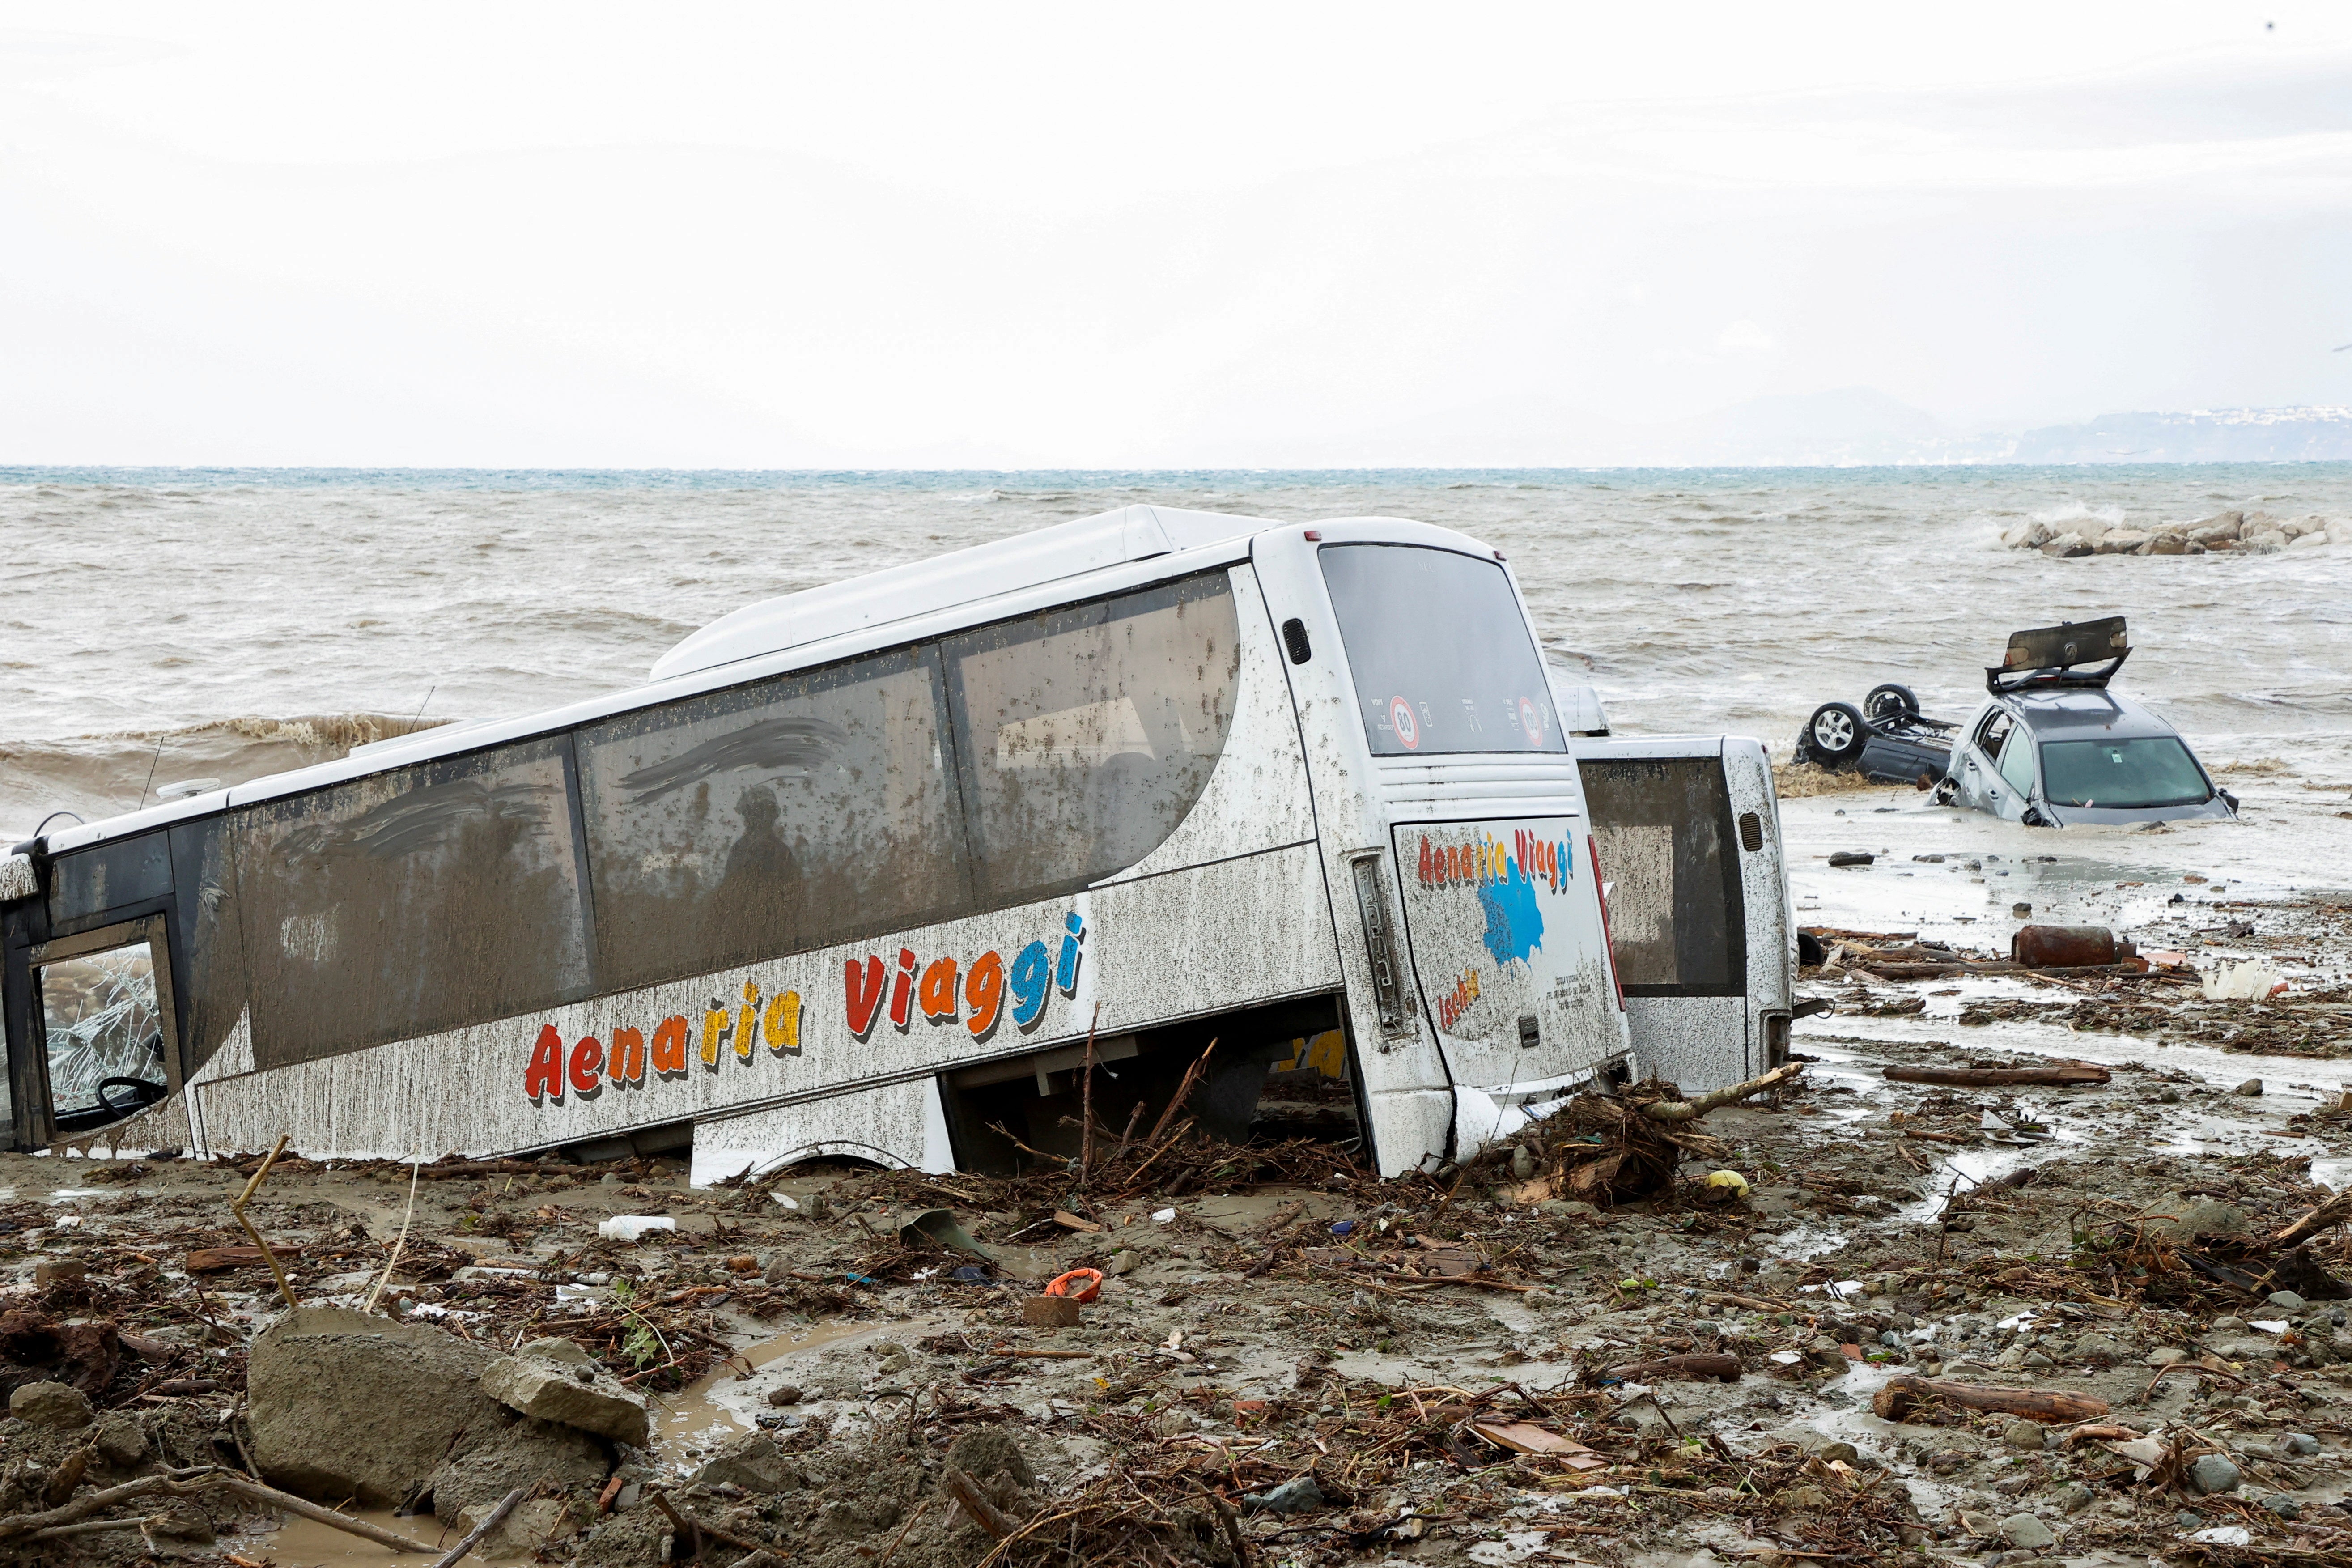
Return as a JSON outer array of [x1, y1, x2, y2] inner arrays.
[[1986, 615, 2130, 694]]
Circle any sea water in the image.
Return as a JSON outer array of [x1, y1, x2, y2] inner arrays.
[[5, 464, 2349, 840]]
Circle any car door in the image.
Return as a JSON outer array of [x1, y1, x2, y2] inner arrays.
[[1955, 706, 2013, 812], [1993, 723, 2038, 820]]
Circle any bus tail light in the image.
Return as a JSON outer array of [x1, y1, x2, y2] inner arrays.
[[1347, 852, 1410, 1036]]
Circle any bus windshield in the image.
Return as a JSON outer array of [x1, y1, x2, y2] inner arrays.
[[1320, 544, 1562, 756], [2038, 736, 2211, 809]]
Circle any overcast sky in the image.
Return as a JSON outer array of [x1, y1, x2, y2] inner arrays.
[[4, 3, 2350, 467]]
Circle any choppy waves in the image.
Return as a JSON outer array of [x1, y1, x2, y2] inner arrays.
[[5, 464, 2351, 838]]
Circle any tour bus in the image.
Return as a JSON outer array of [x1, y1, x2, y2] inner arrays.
[[0, 507, 1791, 1181]]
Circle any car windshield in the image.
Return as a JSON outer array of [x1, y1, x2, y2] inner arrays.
[[2038, 737, 2210, 809], [1319, 544, 1562, 756]]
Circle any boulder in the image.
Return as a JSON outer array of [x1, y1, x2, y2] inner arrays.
[[91, 1413, 147, 1466], [8, 1382, 91, 1429], [2244, 530, 2289, 554], [2002, 521, 2055, 551], [2040, 533, 2093, 558], [479, 1351, 650, 1448], [2290, 528, 2331, 548], [2188, 510, 2244, 542], [247, 1305, 507, 1507], [2143, 534, 2189, 556], [2095, 529, 2153, 554], [426, 1415, 608, 1526], [2282, 516, 2327, 539]]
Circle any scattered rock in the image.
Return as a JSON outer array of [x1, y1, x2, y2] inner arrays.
[[2000, 1513, 2055, 1550], [2054, 1483, 2093, 1514], [32, 1259, 86, 1287], [766, 1385, 804, 1407], [945, 1426, 1036, 1489], [90, 1412, 147, 1466], [1828, 851, 1874, 867], [2139, 1197, 2246, 1242], [2147, 1347, 2189, 1366], [2268, 1290, 2307, 1312], [2041, 533, 2093, 558], [2002, 1419, 2046, 1452], [2260, 1493, 2302, 1520], [1538, 1200, 1599, 1219], [692, 1431, 801, 1494], [461, 1496, 574, 1556], [2188, 1453, 2242, 1495], [2284, 1433, 2321, 1457], [2234, 1079, 2263, 1097], [1022, 1296, 1082, 1328], [7, 1382, 90, 1429], [479, 1349, 651, 1447], [1243, 1476, 1326, 1515]]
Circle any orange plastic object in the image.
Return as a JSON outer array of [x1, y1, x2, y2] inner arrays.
[[1043, 1267, 1103, 1303]]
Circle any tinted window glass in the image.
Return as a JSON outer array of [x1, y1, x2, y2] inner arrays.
[[234, 737, 592, 1068], [1998, 727, 2036, 795], [944, 574, 1239, 906], [1576, 757, 1744, 996], [51, 833, 172, 926], [580, 646, 966, 990], [1320, 544, 1562, 756], [2040, 737, 2211, 809]]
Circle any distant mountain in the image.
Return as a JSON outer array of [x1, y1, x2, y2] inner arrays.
[[2011, 407, 2352, 464]]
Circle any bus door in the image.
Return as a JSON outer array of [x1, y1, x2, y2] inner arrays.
[[1572, 738, 1792, 1092], [17, 916, 181, 1142]]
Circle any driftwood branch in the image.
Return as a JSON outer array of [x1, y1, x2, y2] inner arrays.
[[228, 1133, 299, 1310], [0, 1468, 436, 1555], [1639, 1063, 1805, 1122], [1605, 1352, 1742, 1382], [1186, 1472, 1251, 1568], [1885, 1063, 2108, 1087], [2273, 1190, 2352, 1250], [1873, 1376, 2109, 1424]]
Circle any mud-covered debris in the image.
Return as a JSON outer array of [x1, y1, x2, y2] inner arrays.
[[480, 1340, 651, 1447]]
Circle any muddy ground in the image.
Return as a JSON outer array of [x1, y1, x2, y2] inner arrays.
[[3, 764, 2352, 1568]]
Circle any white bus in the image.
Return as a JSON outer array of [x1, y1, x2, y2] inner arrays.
[[1, 506, 1789, 1180]]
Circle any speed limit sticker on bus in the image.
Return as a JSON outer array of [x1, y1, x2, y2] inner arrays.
[[1517, 696, 1544, 746], [1388, 696, 1419, 750]]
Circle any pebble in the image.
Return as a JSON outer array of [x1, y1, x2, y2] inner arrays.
[[2147, 1347, 2188, 1366], [2234, 1079, 2264, 1097], [1999, 1514, 2055, 1551], [2268, 1290, 2307, 1312], [2188, 1453, 2242, 1494], [2054, 1483, 2093, 1515], [2284, 1433, 2321, 1457], [1242, 1476, 1326, 1515], [2002, 1419, 2046, 1451], [2260, 1493, 2302, 1520]]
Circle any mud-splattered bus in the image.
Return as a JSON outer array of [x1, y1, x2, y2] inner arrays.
[[1, 507, 1788, 1180]]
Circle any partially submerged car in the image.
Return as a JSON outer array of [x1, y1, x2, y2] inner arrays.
[[1796, 617, 2238, 827]]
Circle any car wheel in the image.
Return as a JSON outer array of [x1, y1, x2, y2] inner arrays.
[[1806, 702, 1868, 766], [1865, 683, 1920, 723]]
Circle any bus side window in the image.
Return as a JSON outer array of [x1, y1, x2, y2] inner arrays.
[[233, 735, 593, 1069], [577, 644, 969, 992], [942, 573, 1240, 906]]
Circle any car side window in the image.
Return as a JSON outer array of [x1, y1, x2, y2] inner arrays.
[[1998, 729, 2036, 795]]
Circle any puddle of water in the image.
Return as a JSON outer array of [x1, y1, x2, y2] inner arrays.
[[649, 1311, 964, 1470]]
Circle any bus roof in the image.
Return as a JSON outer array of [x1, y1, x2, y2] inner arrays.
[[25, 505, 1313, 859]]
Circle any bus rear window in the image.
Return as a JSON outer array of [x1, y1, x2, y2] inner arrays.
[[1576, 756, 1745, 997], [1319, 544, 1562, 757]]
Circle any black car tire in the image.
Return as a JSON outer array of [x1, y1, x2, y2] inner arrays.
[[1865, 683, 1920, 723], [1806, 702, 1869, 766]]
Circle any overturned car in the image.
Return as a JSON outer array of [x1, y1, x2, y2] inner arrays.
[[1796, 617, 2238, 827]]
